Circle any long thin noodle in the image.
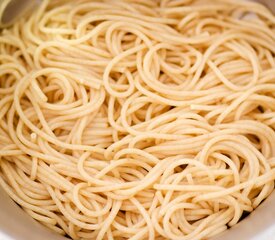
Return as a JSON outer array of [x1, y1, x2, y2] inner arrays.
[[0, 0, 275, 239]]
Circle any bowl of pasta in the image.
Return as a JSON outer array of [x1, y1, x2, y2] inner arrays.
[[0, 0, 275, 240]]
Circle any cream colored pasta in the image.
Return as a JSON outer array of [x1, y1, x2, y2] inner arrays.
[[0, 0, 275, 239]]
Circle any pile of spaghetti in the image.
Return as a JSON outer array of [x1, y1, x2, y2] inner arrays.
[[1, 0, 275, 239]]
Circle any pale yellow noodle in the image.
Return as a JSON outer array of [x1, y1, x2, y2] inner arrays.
[[0, 0, 275, 240]]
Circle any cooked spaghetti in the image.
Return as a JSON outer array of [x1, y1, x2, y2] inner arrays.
[[0, 0, 275, 239]]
